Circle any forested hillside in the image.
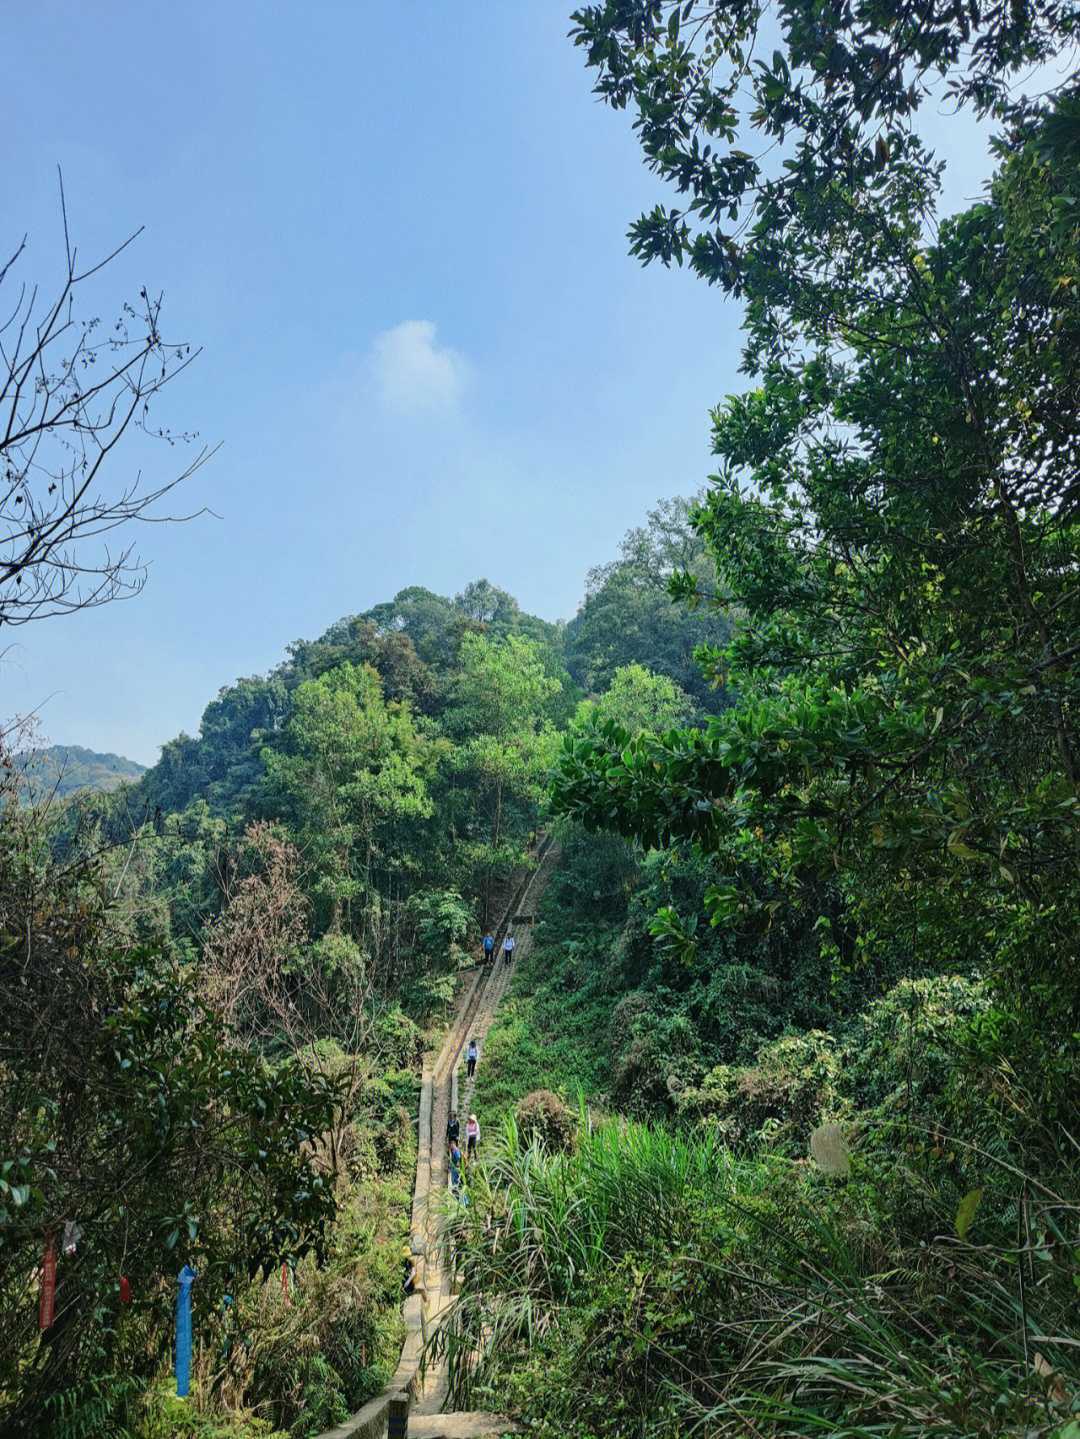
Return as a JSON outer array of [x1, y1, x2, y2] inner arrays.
[[4, 1, 1080, 1435], [1, 515, 733, 1438], [15, 746, 146, 800]]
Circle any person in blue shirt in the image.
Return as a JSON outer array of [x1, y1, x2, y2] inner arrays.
[[482, 933, 494, 961]]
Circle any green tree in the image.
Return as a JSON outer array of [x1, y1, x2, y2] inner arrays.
[[455, 578, 522, 627], [570, 1, 1076, 330], [0, 744, 337, 1435], [452, 633, 562, 853], [555, 53, 1080, 1117], [263, 662, 431, 945], [564, 496, 732, 706], [584, 662, 690, 737], [361, 586, 461, 669], [284, 616, 436, 710]]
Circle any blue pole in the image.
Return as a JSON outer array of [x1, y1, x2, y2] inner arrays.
[[176, 1266, 197, 1397]]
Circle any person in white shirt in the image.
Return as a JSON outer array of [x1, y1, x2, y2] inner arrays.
[[503, 932, 516, 965], [466, 1038, 478, 1078]]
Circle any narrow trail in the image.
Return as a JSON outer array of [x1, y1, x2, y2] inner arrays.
[[318, 837, 559, 1439], [416, 836, 561, 1421]]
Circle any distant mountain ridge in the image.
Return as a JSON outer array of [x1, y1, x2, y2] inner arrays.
[[17, 745, 146, 800]]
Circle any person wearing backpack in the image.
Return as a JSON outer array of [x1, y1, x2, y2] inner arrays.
[[466, 1038, 478, 1079], [482, 932, 494, 961], [503, 932, 516, 965], [447, 1109, 460, 1148]]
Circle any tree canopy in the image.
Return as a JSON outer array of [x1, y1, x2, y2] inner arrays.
[[564, 496, 733, 707], [556, 6, 1080, 1114]]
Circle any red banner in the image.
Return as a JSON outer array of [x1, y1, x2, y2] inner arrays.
[[39, 1236, 57, 1331]]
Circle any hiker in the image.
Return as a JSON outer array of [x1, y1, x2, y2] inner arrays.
[[466, 1038, 478, 1079], [447, 1109, 460, 1147], [449, 1140, 463, 1192], [503, 931, 516, 965], [465, 1112, 480, 1162], [402, 1249, 427, 1302], [482, 932, 494, 961]]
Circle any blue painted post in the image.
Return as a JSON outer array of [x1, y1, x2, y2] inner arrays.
[[176, 1265, 197, 1397]]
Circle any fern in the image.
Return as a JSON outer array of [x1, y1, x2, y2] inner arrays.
[[44, 1372, 140, 1439]]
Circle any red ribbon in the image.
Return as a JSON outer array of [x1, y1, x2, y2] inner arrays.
[[281, 1262, 291, 1309], [118, 1275, 132, 1305], [39, 1236, 57, 1331]]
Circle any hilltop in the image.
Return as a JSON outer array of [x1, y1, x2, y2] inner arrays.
[[15, 744, 146, 800]]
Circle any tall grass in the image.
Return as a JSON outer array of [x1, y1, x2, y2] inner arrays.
[[433, 1114, 1080, 1437]]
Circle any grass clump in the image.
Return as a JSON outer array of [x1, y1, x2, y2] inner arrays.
[[438, 1113, 1080, 1439]]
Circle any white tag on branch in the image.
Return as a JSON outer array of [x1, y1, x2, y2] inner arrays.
[[810, 1123, 851, 1176], [62, 1219, 83, 1255]]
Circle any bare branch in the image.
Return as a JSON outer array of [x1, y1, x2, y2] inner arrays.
[[0, 194, 210, 628]]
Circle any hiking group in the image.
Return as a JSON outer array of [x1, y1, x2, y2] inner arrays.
[[481, 930, 516, 966], [443, 927, 519, 1196], [446, 1106, 480, 1193]]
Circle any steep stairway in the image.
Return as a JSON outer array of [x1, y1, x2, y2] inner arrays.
[[416, 837, 560, 1420], [317, 837, 559, 1439]]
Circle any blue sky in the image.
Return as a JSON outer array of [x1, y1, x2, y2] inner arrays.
[[2, 2, 1010, 764]]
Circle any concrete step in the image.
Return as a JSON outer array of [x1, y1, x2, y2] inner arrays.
[[409, 1415, 519, 1438]]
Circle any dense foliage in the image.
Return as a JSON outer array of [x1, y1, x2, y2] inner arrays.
[[10, 1, 1080, 1427], [441, 1113, 1080, 1438], [563, 496, 735, 709], [439, 3, 1080, 1436], [558, 1, 1080, 1111], [0, 748, 339, 1437], [0, 576, 572, 1433], [5, 548, 727, 1434]]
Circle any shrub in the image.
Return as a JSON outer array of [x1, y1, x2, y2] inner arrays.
[[842, 974, 988, 1114], [372, 1006, 422, 1070], [515, 1091, 577, 1152], [678, 1030, 840, 1144]]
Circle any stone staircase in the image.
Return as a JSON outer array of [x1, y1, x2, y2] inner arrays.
[[316, 839, 559, 1439]]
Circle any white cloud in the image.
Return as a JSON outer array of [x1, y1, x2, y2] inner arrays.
[[368, 319, 468, 411]]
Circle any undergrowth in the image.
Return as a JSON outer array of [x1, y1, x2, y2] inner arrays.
[[438, 1115, 1080, 1439]]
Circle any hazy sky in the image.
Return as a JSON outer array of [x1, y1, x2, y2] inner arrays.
[[2, 2, 1012, 764]]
